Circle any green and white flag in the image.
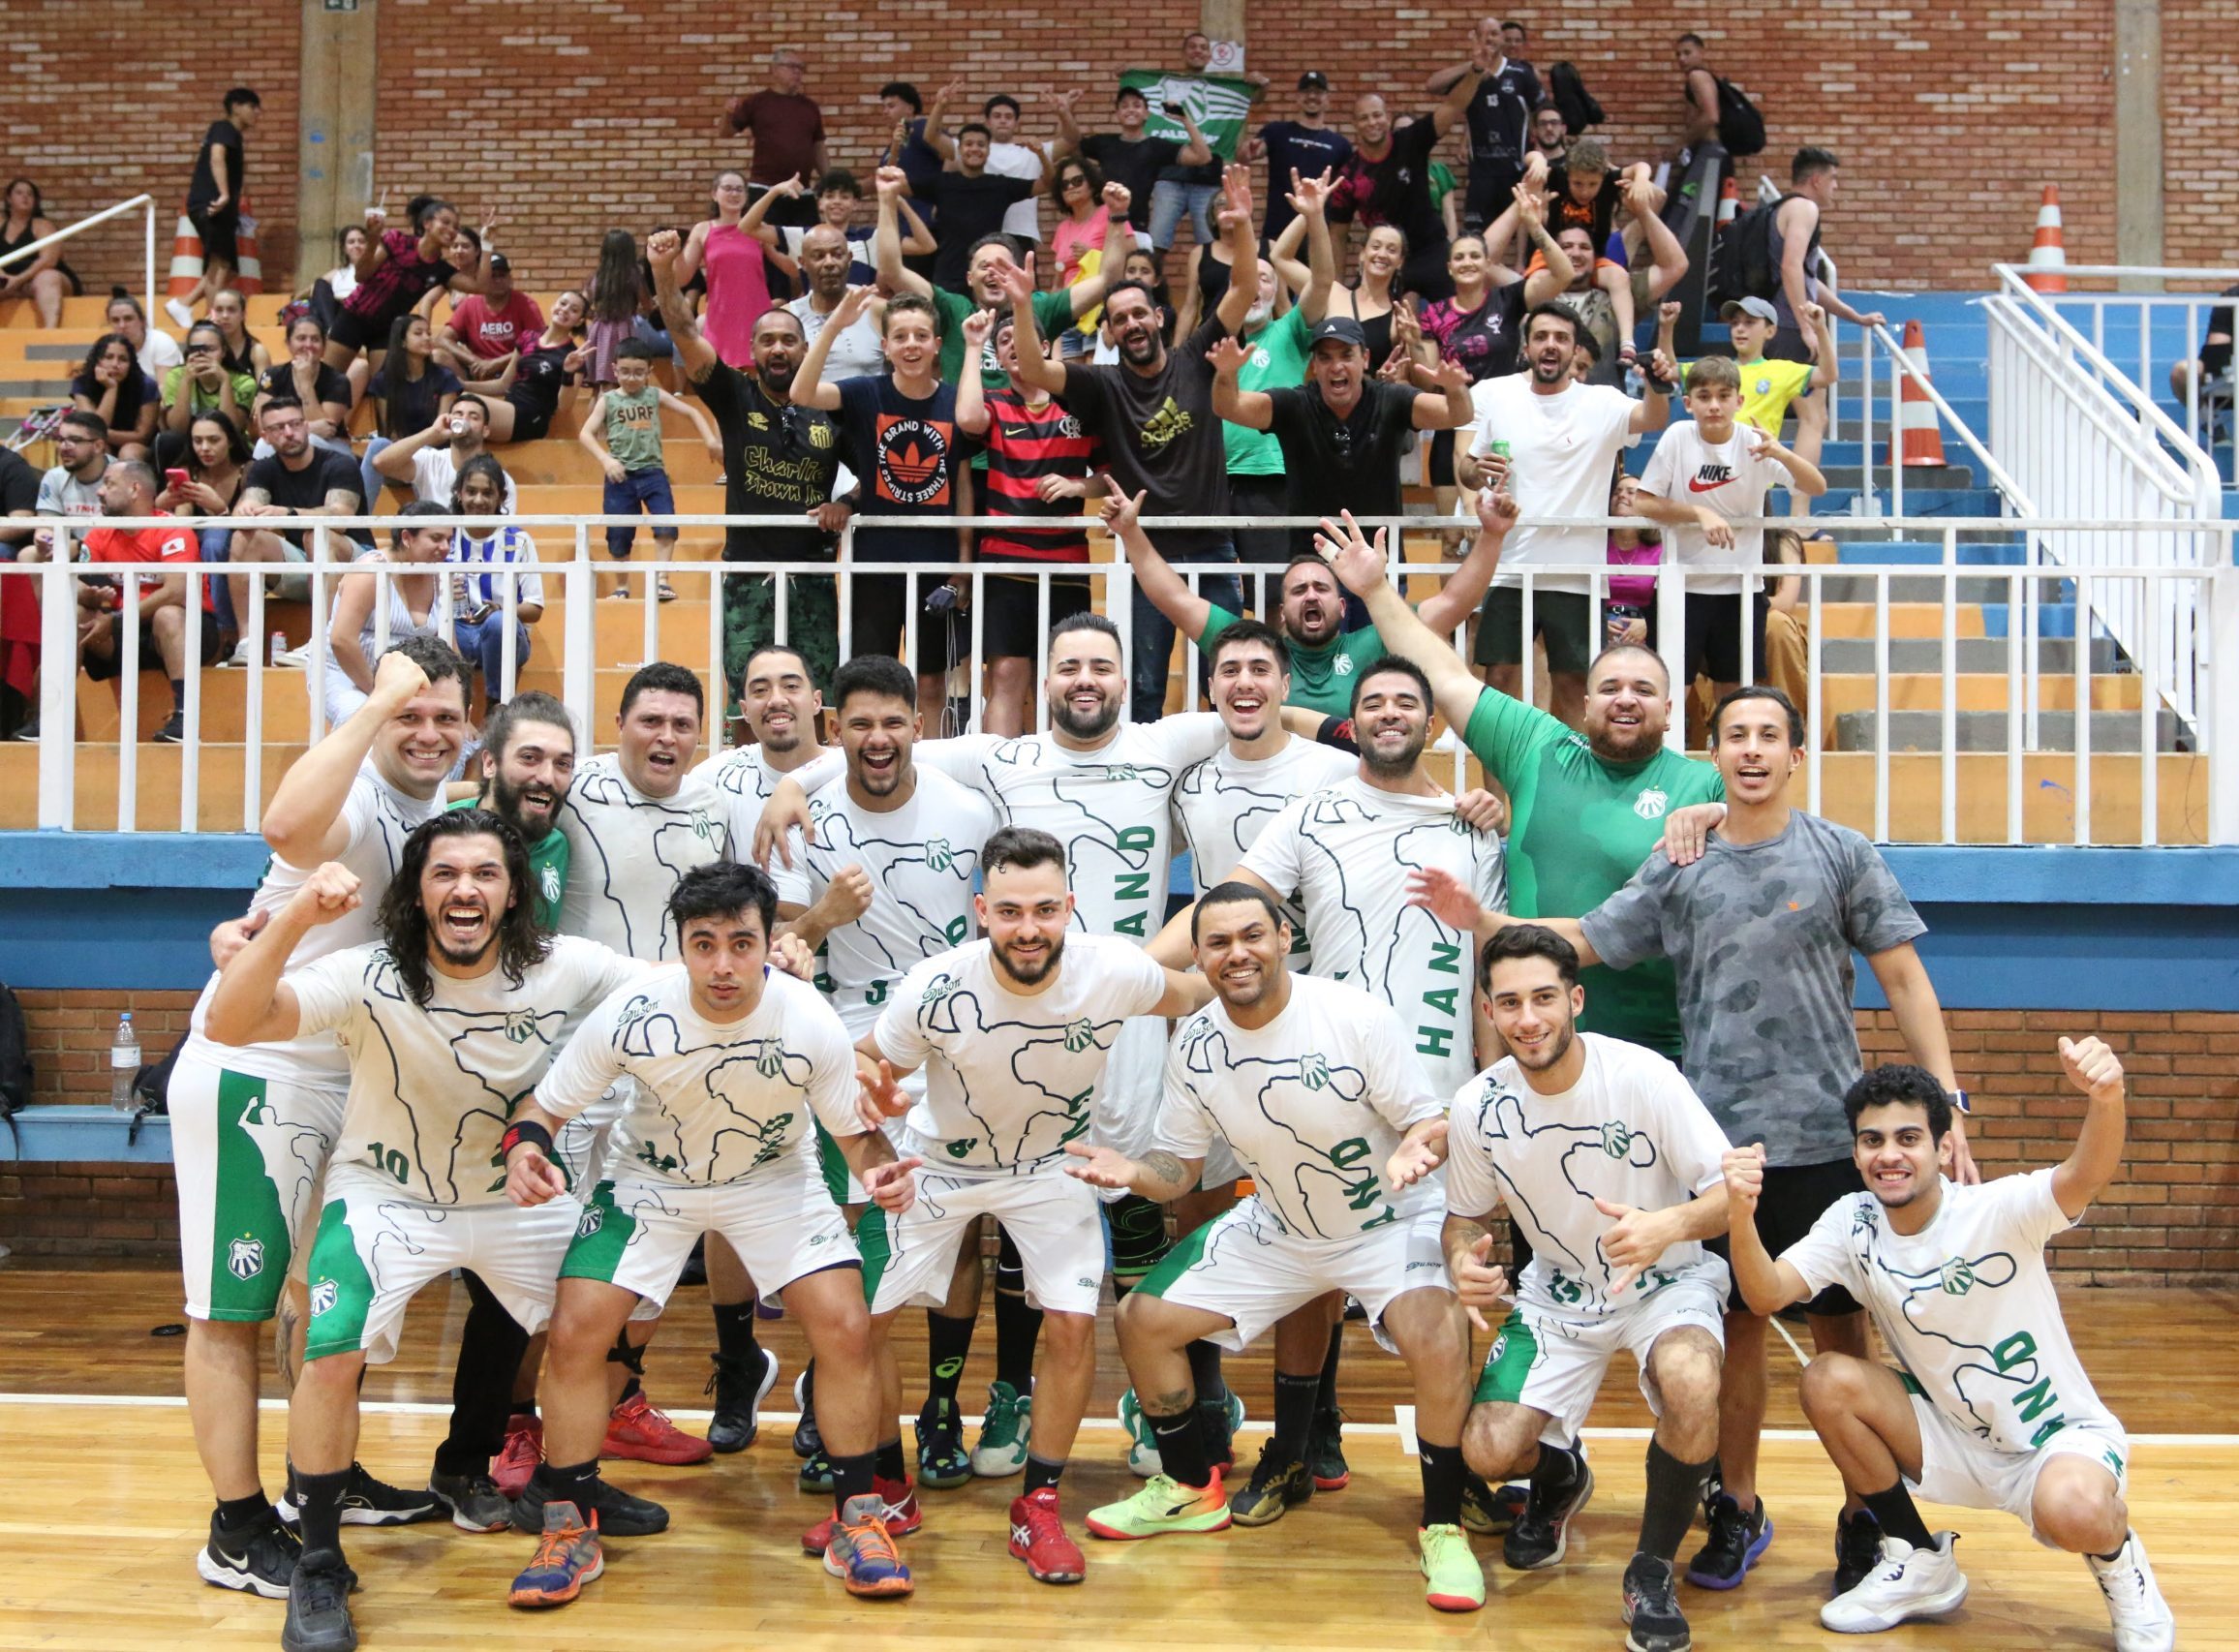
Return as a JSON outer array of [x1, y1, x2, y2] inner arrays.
[[1119, 70, 1257, 162]]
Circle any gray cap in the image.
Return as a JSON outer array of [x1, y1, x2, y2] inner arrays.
[[1719, 295, 1778, 324]]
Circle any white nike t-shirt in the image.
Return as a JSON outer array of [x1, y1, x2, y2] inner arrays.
[[1174, 735, 1357, 969], [287, 934, 646, 1206], [1160, 972, 1445, 1239], [537, 964, 860, 1188], [1636, 420, 1789, 594], [1444, 1031, 1733, 1316], [556, 754, 732, 962], [1241, 776, 1507, 1096]]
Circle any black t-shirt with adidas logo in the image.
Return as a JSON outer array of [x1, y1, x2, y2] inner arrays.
[[833, 373, 979, 566]]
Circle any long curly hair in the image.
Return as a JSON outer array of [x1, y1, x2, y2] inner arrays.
[[377, 810, 550, 1007]]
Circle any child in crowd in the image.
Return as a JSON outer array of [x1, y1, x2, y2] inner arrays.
[[578, 338, 721, 601]]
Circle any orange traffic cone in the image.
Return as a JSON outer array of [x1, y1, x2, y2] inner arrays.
[[165, 195, 264, 298], [2023, 184, 2067, 293], [1715, 174, 1739, 234], [1888, 320, 1948, 469]]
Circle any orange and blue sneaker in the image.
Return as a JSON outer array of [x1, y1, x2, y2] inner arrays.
[[823, 1494, 913, 1599], [801, 1476, 921, 1554], [603, 1391, 714, 1465], [1085, 1470, 1232, 1541], [507, 1500, 602, 1609]]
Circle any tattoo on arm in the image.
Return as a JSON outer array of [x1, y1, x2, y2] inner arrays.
[[1140, 1149, 1189, 1193]]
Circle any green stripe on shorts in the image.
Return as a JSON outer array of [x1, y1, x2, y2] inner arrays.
[[1132, 1213, 1216, 1300], [302, 1199, 378, 1361], [205, 1067, 294, 1322], [557, 1181, 637, 1283], [1471, 1306, 1541, 1406], [813, 1120, 851, 1207], [854, 1206, 892, 1305]]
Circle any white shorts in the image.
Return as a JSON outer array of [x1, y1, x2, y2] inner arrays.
[[565, 1079, 633, 1188], [1472, 1261, 1729, 1439], [302, 1174, 578, 1364], [560, 1171, 858, 1311], [859, 1164, 1104, 1317], [169, 1044, 346, 1323], [1139, 1198, 1451, 1356], [1906, 1392, 2131, 1546]]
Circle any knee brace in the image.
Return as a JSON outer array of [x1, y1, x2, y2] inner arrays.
[[606, 1327, 647, 1376], [1107, 1192, 1172, 1282]]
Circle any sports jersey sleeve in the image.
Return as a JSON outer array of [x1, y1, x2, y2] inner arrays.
[[911, 733, 1004, 801], [1989, 1166, 2075, 1252], [1838, 835, 1928, 956], [1577, 852, 1676, 973], [1777, 1195, 1865, 1300], [283, 946, 373, 1040], [1440, 1081, 1504, 1220], [872, 956, 941, 1073], [1237, 796, 1309, 898], [797, 993, 870, 1140], [1365, 1002, 1446, 1133], [1106, 941, 1173, 1019], [1645, 1056, 1734, 1194], [1141, 711, 1230, 771], [533, 989, 628, 1121], [1151, 1024, 1217, 1161], [1469, 826, 1510, 919], [769, 851, 812, 910], [1458, 684, 1563, 787]]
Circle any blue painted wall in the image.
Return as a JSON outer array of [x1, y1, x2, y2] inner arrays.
[[1, 833, 2235, 1011]]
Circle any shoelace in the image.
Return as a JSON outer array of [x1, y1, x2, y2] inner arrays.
[[527, 1515, 590, 1576], [842, 1514, 903, 1568]]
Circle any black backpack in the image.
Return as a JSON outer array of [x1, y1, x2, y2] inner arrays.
[[1547, 62, 1604, 134], [1706, 201, 1783, 306], [0, 979, 30, 1117], [1715, 76, 1765, 157]]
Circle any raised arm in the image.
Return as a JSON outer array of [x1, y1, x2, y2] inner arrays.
[[261, 650, 433, 866], [1101, 488, 1212, 641], [1314, 507, 1487, 725], [1515, 186, 1577, 305], [1867, 940, 1972, 1181], [646, 228, 718, 383], [738, 176, 803, 248], [1413, 486, 1515, 631], [999, 255, 1067, 395], [1293, 168, 1338, 321], [874, 167, 935, 300], [1412, 352, 1475, 432], [205, 863, 362, 1047], [922, 77, 963, 163], [1627, 176, 1690, 299], [954, 307, 994, 435], [1207, 333, 1273, 433], [1720, 1143, 1814, 1315], [1064, 184, 1135, 320], [1628, 351, 1675, 436], [1428, 65, 1484, 142], [372, 414, 444, 484], [2049, 1035, 2129, 1219], [1212, 167, 1260, 337], [790, 286, 872, 413]]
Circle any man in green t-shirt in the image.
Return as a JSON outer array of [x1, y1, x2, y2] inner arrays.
[[1115, 489, 1518, 719], [452, 689, 578, 929], [1320, 510, 1724, 1059]]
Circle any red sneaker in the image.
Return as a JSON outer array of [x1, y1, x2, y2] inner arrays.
[[493, 1413, 543, 1500], [602, 1392, 714, 1466], [801, 1476, 921, 1554], [1008, 1486, 1086, 1584]]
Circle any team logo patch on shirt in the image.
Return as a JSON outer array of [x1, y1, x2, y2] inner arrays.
[[1601, 1120, 1636, 1159], [504, 1011, 538, 1045], [1633, 786, 1670, 821], [1300, 1052, 1332, 1090], [1755, 378, 1772, 395], [1334, 656, 1355, 676], [310, 1278, 338, 1318], [576, 1205, 605, 1239], [227, 1236, 265, 1280], [926, 837, 955, 872], [755, 1042, 786, 1079], [1062, 1017, 1097, 1054], [539, 864, 562, 904], [1939, 1256, 1977, 1296]]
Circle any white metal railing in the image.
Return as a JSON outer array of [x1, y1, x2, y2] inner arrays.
[[0, 194, 158, 323], [1985, 266, 2222, 739], [3, 510, 2230, 848], [2010, 266, 2239, 456]]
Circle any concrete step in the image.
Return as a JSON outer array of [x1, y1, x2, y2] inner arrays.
[[1818, 464, 1975, 492], [1818, 635, 2120, 674], [1817, 572, 2013, 603], [1830, 708, 2190, 754]]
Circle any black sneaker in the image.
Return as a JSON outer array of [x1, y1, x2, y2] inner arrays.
[[1459, 1472, 1526, 1536], [279, 1462, 442, 1528], [705, 1348, 779, 1453], [1197, 1391, 1242, 1470], [511, 1471, 669, 1539], [797, 1445, 836, 1493], [281, 1549, 357, 1652], [427, 1470, 512, 1533], [151, 710, 185, 745], [915, 1397, 972, 1489], [1503, 1448, 1594, 1571], [1306, 1405, 1350, 1490], [1685, 1492, 1772, 1589], [1834, 1507, 1883, 1596], [1622, 1553, 1692, 1652], [197, 1506, 300, 1598], [790, 1368, 821, 1459], [1227, 1441, 1315, 1527]]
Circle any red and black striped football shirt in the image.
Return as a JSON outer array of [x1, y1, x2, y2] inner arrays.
[[978, 387, 1099, 563]]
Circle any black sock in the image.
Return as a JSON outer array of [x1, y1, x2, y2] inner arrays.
[[1186, 1339, 1228, 1407], [536, 1456, 601, 1508], [830, 1450, 875, 1513], [169, 678, 186, 714], [1024, 1454, 1064, 1494], [513, 1398, 538, 1421], [1270, 1370, 1320, 1465], [1150, 1407, 1212, 1490], [2092, 1538, 2130, 1564], [992, 1232, 1043, 1392], [617, 1376, 642, 1405], [712, 1300, 763, 1366], [925, 1310, 975, 1408], [1535, 1440, 1580, 1493], [1639, 1440, 1715, 1562], [438, 1271, 530, 1478], [292, 1466, 351, 1560], [1317, 1321, 1344, 1414], [1418, 1440, 1465, 1528], [214, 1491, 269, 1533], [874, 1438, 906, 1483], [1861, 1482, 1934, 1549]]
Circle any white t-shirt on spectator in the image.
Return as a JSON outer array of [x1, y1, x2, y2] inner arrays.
[[1467, 375, 1638, 596], [1637, 420, 1788, 595], [138, 330, 185, 381], [407, 445, 519, 514], [788, 294, 884, 382], [987, 141, 1045, 241]]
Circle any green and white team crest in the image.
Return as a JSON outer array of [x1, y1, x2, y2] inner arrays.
[[1062, 1016, 1097, 1053], [226, 1235, 266, 1280], [504, 1010, 538, 1044], [1633, 785, 1670, 821], [925, 837, 955, 872], [1938, 1256, 1977, 1296], [1333, 655, 1355, 677], [1104, 765, 1140, 782], [1600, 1120, 1636, 1159], [538, 862, 563, 906], [755, 1041, 787, 1078], [577, 1204, 605, 1239], [1299, 1052, 1332, 1090], [309, 1278, 339, 1317]]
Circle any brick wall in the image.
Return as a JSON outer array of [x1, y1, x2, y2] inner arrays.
[[4, 0, 2212, 298], [6, 990, 2232, 1280]]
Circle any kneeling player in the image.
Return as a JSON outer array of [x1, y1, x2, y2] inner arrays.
[[501, 863, 922, 1605], [1444, 928, 1733, 1652], [1724, 1043, 2175, 1650], [1068, 885, 1482, 1610]]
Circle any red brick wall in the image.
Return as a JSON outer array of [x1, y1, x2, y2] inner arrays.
[[6, 991, 2232, 1281], [0, 0, 2188, 298]]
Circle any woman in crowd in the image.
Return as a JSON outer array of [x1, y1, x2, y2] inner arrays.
[[675, 169, 794, 369], [323, 197, 490, 401], [255, 314, 354, 453], [72, 333, 161, 458], [157, 321, 260, 472], [106, 290, 184, 381], [207, 287, 271, 379], [1327, 223, 1409, 372], [1049, 155, 1111, 357], [446, 453, 542, 713], [473, 291, 587, 444], [304, 224, 368, 330], [0, 178, 77, 327], [317, 500, 453, 727], [156, 413, 255, 654], [360, 313, 460, 503]]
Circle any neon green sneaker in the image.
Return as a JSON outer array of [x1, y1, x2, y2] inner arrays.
[[971, 1381, 1031, 1479], [1085, 1472, 1233, 1542], [1420, 1523, 1486, 1612]]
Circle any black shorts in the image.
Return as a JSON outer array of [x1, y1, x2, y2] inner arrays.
[[82, 609, 223, 681], [326, 306, 385, 353], [976, 560, 1091, 658], [1766, 325, 1817, 365], [849, 570, 959, 676], [1706, 1156, 1867, 1317], [1428, 427, 1457, 489], [506, 396, 554, 443], [189, 206, 240, 268], [1682, 589, 1770, 686], [1471, 585, 1596, 673]]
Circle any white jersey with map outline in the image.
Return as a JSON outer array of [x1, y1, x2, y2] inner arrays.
[[1782, 1168, 2120, 1456], [536, 965, 861, 1188], [1174, 735, 1356, 971], [692, 741, 846, 843], [1159, 973, 1444, 1239], [556, 753, 731, 962], [184, 764, 447, 1086], [770, 766, 997, 1027], [873, 934, 1168, 1177], [1444, 1031, 1733, 1318], [287, 934, 646, 1206], [1241, 775, 1508, 1096]]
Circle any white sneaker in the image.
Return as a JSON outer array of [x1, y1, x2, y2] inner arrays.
[[274, 643, 313, 668], [1820, 1532, 1968, 1633], [164, 297, 195, 329], [218, 637, 255, 668], [2087, 1532, 2176, 1652], [1118, 1389, 1160, 1478]]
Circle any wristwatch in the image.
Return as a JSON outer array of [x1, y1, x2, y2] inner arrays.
[[1949, 1087, 1972, 1116]]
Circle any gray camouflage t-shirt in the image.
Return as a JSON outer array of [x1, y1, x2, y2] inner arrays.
[[1577, 811, 1926, 1167]]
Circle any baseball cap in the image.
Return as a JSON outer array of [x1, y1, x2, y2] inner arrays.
[[1308, 316, 1367, 349], [1298, 72, 1331, 91], [1720, 296, 1777, 324], [486, 252, 511, 275]]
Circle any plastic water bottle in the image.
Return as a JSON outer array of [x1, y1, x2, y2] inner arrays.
[[110, 1012, 140, 1113]]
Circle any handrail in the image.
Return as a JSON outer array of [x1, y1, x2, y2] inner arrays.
[[1863, 318, 2037, 516], [0, 193, 157, 324]]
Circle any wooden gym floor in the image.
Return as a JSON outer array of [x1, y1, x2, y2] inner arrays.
[[0, 1265, 2230, 1650]]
